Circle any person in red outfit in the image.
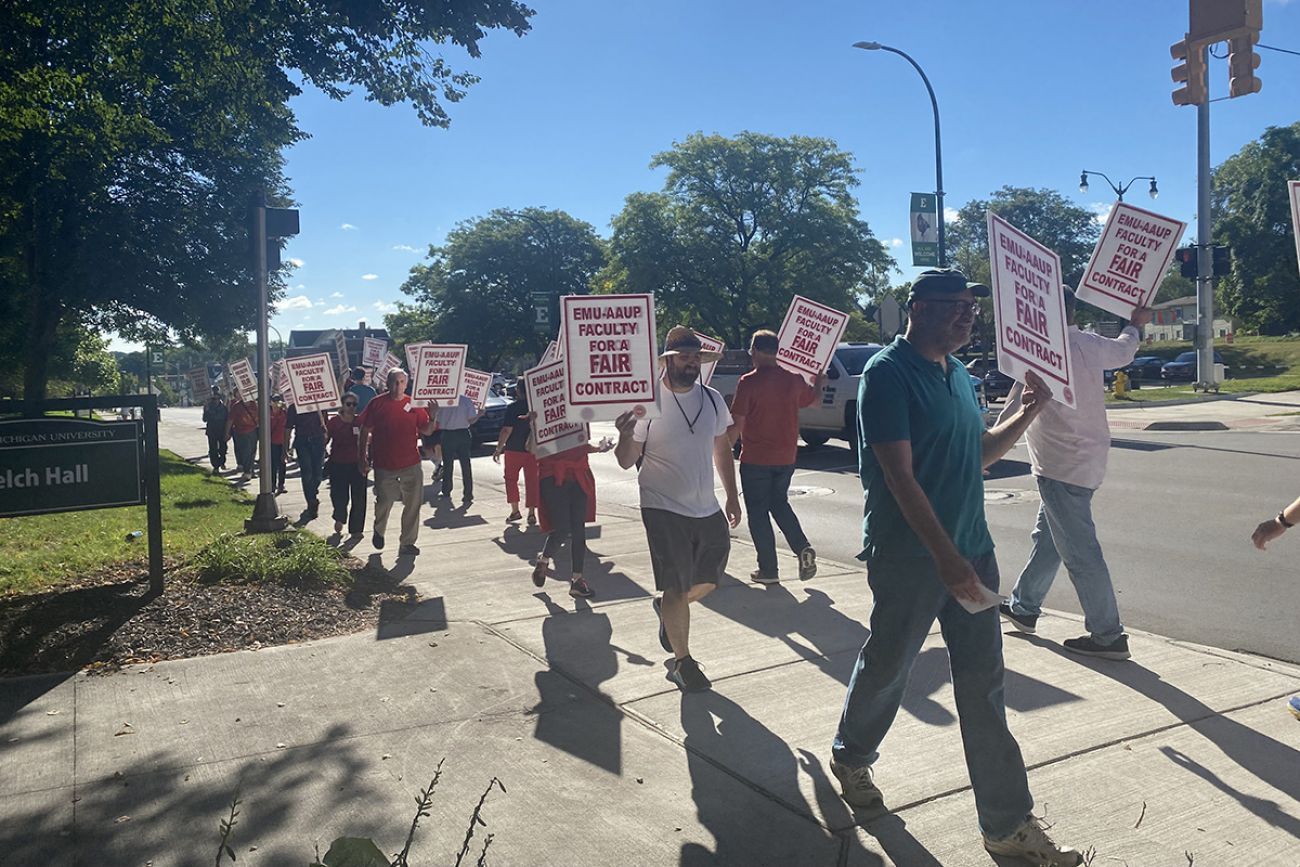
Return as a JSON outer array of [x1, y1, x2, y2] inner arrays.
[[267, 395, 289, 493], [493, 392, 539, 526], [357, 369, 436, 556], [727, 329, 827, 584], [527, 423, 613, 599], [325, 394, 367, 538], [225, 395, 260, 481]]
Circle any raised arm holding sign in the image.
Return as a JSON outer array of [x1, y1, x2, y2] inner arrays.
[[1076, 203, 1186, 319], [562, 293, 660, 421], [775, 296, 848, 384]]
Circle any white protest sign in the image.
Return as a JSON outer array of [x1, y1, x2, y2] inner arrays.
[[987, 212, 1075, 409], [540, 341, 559, 364], [562, 293, 660, 422], [462, 368, 493, 411], [229, 358, 258, 403], [1077, 203, 1186, 318], [694, 331, 725, 386], [285, 352, 342, 411], [361, 337, 387, 372], [333, 330, 350, 378], [412, 344, 467, 406], [1289, 181, 1300, 278], [275, 360, 294, 406], [775, 296, 849, 383], [525, 359, 589, 457], [404, 340, 431, 374], [187, 367, 209, 396], [375, 351, 402, 386]]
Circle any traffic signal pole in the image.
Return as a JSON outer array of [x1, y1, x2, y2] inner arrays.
[[1195, 88, 1216, 391]]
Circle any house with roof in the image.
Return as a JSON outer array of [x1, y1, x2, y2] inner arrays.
[[1146, 295, 1236, 341]]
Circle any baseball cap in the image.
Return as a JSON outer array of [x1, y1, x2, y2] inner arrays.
[[907, 268, 990, 307]]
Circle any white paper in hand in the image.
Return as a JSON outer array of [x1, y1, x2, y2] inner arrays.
[[957, 583, 1006, 615]]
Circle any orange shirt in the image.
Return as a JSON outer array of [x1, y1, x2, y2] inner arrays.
[[729, 365, 817, 465]]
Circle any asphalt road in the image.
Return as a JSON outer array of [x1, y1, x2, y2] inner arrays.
[[583, 421, 1300, 665]]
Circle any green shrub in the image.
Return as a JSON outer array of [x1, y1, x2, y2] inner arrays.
[[191, 532, 351, 586]]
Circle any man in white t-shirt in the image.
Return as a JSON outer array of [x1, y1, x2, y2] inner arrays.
[[616, 325, 742, 692]]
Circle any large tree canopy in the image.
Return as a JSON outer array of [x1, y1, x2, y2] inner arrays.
[[0, 0, 534, 400], [946, 186, 1102, 288], [1212, 122, 1300, 335], [600, 132, 895, 347], [388, 208, 607, 372]]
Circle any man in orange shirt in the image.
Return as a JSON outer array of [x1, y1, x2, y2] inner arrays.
[[727, 329, 827, 584], [225, 393, 260, 482]]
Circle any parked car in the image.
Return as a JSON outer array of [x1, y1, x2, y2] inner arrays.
[[981, 369, 1017, 401], [470, 392, 512, 443], [1162, 351, 1227, 381], [710, 342, 885, 447], [1124, 356, 1166, 381]]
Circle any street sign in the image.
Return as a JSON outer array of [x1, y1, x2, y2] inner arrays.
[[910, 193, 939, 267], [0, 417, 144, 517], [533, 291, 553, 333]]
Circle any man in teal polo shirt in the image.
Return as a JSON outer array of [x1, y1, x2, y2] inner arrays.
[[829, 268, 1084, 866]]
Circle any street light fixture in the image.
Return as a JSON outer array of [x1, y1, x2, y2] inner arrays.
[[853, 40, 947, 266], [1078, 170, 1158, 202]]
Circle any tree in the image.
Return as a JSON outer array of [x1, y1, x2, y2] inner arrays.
[[600, 132, 896, 347], [1212, 122, 1300, 335], [388, 208, 607, 371], [947, 186, 1101, 288], [0, 0, 534, 401]]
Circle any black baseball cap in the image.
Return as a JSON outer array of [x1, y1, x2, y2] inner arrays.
[[907, 268, 990, 307]]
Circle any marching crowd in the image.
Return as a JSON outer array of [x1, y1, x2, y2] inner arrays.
[[196, 267, 1299, 866]]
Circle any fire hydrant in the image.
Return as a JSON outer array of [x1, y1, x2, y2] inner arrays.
[[1114, 369, 1130, 397]]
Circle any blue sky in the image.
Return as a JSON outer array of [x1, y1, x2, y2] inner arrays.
[[118, 0, 1300, 348]]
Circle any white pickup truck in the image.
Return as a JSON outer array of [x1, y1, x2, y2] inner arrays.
[[709, 342, 885, 447]]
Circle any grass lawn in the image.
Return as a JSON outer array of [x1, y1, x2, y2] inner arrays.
[[1104, 336, 1300, 403], [0, 451, 256, 595]]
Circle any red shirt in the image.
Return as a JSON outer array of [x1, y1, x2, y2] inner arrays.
[[269, 407, 288, 445], [326, 415, 362, 464], [729, 365, 817, 465], [229, 400, 259, 435], [358, 393, 430, 470]]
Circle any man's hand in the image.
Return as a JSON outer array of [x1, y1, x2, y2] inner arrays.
[[614, 410, 638, 437], [1129, 307, 1153, 329], [1020, 369, 1053, 418], [937, 554, 985, 605], [1252, 517, 1287, 550], [492, 447, 503, 464], [724, 494, 742, 528], [813, 371, 829, 391], [358, 459, 370, 477]]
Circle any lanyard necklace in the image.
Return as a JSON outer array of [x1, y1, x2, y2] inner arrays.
[[671, 385, 704, 434]]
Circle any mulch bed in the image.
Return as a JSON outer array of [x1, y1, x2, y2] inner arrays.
[[0, 558, 421, 678]]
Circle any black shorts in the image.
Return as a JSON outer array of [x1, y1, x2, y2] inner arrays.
[[642, 507, 730, 594], [421, 430, 442, 449]]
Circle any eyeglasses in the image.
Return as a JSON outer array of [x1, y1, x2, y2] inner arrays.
[[343, 401, 358, 407], [921, 299, 981, 315]]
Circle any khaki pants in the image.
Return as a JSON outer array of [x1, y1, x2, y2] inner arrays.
[[373, 463, 424, 546]]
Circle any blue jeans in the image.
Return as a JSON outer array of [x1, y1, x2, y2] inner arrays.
[[1010, 476, 1124, 644], [740, 463, 809, 576], [833, 552, 1033, 839], [295, 437, 326, 503]]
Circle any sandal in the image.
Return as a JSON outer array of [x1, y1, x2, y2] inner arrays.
[[507, 510, 523, 522], [531, 560, 547, 587]]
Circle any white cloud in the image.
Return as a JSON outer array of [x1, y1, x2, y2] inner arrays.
[[340, 223, 357, 231], [889, 238, 903, 248], [361, 273, 379, 281], [293, 322, 310, 329], [324, 304, 358, 315], [330, 291, 344, 298], [287, 257, 304, 268], [373, 300, 397, 313], [392, 244, 418, 252], [276, 294, 313, 311], [943, 207, 959, 223], [1090, 202, 1114, 225], [295, 283, 305, 290]]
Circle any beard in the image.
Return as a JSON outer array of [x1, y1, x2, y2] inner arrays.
[[667, 362, 700, 389]]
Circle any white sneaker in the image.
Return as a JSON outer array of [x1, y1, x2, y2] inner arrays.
[[984, 815, 1083, 866], [829, 758, 883, 809]]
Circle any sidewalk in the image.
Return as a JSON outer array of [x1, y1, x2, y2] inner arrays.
[[2, 410, 1298, 865], [1106, 389, 1300, 431]]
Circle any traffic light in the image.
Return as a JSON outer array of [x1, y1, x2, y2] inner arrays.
[[1175, 247, 1198, 279], [1228, 33, 1262, 98], [1170, 37, 1208, 106], [1212, 245, 1232, 277]]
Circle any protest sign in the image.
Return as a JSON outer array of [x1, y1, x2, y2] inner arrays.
[[1077, 203, 1186, 319], [540, 341, 559, 364], [462, 368, 494, 411], [333, 330, 350, 378], [524, 359, 588, 457], [694, 331, 725, 386], [361, 337, 387, 372], [285, 352, 342, 411], [274, 361, 294, 406], [187, 367, 209, 397], [561, 293, 660, 421], [412, 344, 467, 406], [1289, 181, 1300, 278], [775, 296, 849, 383], [403, 340, 431, 374], [987, 212, 1075, 409], [375, 352, 402, 386], [229, 358, 258, 403]]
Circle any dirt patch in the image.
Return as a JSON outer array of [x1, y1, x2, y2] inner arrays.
[[0, 559, 423, 677]]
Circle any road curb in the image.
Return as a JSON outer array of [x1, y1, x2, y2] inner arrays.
[[1142, 420, 1230, 431]]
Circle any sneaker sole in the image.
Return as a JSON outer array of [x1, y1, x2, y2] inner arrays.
[[750, 574, 780, 585], [669, 672, 711, 692], [983, 840, 1082, 865], [798, 549, 817, 581], [1063, 644, 1131, 661], [531, 564, 547, 587], [999, 609, 1037, 635], [653, 597, 672, 654]]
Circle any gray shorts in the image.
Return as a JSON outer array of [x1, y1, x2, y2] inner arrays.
[[642, 507, 730, 594]]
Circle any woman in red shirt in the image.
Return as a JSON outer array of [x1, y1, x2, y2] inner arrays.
[[268, 395, 289, 493], [325, 394, 366, 538], [528, 424, 613, 599]]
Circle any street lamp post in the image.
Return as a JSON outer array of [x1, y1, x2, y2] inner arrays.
[[853, 41, 946, 267], [1078, 170, 1159, 203]]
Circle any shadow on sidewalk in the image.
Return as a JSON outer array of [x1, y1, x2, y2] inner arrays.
[[1008, 633, 1300, 809], [425, 500, 489, 530]]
